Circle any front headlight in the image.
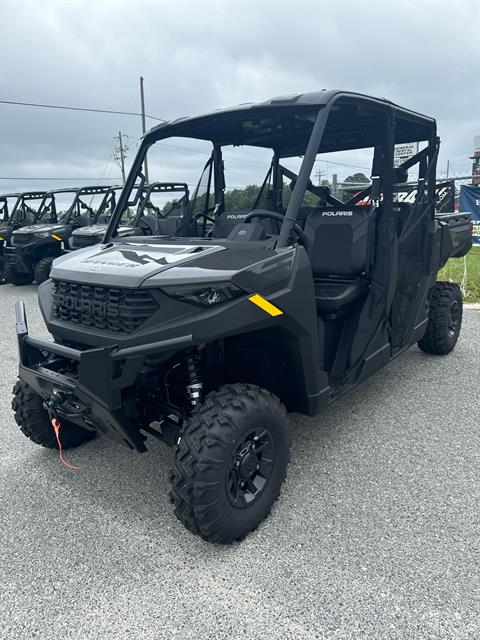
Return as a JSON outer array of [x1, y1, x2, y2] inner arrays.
[[162, 283, 244, 307]]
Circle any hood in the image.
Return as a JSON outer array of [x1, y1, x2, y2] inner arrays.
[[51, 241, 229, 287], [51, 240, 280, 288], [13, 224, 67, 235], [72, 224, 133, 236], [72, 224, 107, 236]]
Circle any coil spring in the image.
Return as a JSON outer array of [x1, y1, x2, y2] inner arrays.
[[184, 350, 203, 406]]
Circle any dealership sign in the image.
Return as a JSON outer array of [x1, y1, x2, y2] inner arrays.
[[460, 185, 480, 245], [394, 143, 418, 168]]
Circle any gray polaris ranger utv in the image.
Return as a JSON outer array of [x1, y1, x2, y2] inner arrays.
[[0, 191, 46, 284], [5, 185, 114, 285], [12, 91, 472, 543], [69, 182, 190, 250]]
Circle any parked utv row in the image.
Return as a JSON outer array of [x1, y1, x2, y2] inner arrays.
[[10, 90, 473, 544], [1, 182, 190, 285]]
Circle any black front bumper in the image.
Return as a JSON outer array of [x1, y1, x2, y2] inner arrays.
[[5, 245, 32, 273], [15, 301, 192, 451]]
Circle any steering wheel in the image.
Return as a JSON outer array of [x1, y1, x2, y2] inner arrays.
[[193, 211, 216, 225], [138, 216, 158, 235], [244, 210, 307, 245]]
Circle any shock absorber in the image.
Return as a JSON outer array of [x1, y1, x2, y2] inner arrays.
[[184, 350, 203, 407]]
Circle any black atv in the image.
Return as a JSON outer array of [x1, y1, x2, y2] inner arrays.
[[69, 182, 190, 250], [12, 91, 473, 543], [4, 185, 114, 285], [0, 191, 46, 284]]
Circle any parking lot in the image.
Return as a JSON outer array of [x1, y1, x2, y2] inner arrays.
[[1, 284, 479, 640]]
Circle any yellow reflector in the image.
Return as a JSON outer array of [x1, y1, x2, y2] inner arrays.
[[51, 234, 62, 241], [0, 236, 4, 241], [248, 294, 283, 317]]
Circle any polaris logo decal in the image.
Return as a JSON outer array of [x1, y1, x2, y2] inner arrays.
[[55, 294, 120, 318], [321, 210, 353, 217]]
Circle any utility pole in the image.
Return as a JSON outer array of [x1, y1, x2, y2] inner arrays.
[[140, 76, 149, 183], [332, 173, 338, 197], [113, 131, 128, 184]]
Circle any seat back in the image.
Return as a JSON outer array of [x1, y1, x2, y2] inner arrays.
[[76, 214, 92, 227], [157, 216, 181, 236], [212, 211, 249, 238], [304, 206, 373, 277]]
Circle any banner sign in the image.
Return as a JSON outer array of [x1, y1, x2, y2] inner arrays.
[[353, 181, 455, 212], [434, 181, 455, 213], [460, 185, 480, 245]]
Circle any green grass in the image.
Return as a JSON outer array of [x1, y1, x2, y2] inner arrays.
[[438, 246, 480, 303]]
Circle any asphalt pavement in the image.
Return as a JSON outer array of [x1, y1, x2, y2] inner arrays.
[[1, 284, 479, 640]]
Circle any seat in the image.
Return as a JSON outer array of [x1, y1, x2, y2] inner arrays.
[[313, 277, 370, 315], [212, 211, 250, 238], [157, 217, 181, 236], [212, 209, 281, 238], [76, 214, 92, 227], [304, 206, 373, 316]]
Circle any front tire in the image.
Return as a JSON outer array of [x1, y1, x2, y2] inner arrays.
[[12, 380, 96, 449], [34, 257, 54, 284], [418, 281, 463, 355], [170, 383, 289, 543], [4, 263, 34, 286]]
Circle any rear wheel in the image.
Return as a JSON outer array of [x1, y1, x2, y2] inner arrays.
[[4, 263, 34, 286], [34, 257, 54, 284], [170, 383, 289, 543], [12, 380, 96, 449], [418, 281, 463, 355]]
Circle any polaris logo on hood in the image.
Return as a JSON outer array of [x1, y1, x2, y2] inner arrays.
[[321, 210, 353, 217]]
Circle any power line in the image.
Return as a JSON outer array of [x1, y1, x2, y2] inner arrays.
[[315, 158, 372, 171], [0, 99, 166, 122], [0, 177, 119, 181]]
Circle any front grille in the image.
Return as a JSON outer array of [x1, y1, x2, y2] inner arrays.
[[71, 234, 102, 249], [52, 280, 158, 334], [13, 233, 33, 246]]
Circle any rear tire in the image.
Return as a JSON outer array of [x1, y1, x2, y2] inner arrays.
[[418, 281, 463, 355], [170, 383, 289, 543], [12, 380, 96, 449], [34, 257, 54, 284], [4, 263, 34, 286], [0, 257, 5, 284]]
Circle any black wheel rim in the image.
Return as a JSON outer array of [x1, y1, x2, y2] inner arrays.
[[226, 428, 275, 508], [449, 300, 460, 337]]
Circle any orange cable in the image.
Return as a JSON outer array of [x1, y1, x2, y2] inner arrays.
[[51, 418, 80, 471]]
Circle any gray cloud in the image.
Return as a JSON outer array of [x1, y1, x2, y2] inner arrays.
[[0, 0, 478, 194]]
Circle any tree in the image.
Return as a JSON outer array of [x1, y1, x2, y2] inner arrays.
[[344, 172, 370, 184], [339, 172, 370, 201]]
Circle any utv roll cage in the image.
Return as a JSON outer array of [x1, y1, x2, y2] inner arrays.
[[134, 182, 189, 224], [105, 90, 437, 245], [2, 191, 47, 226], [35, 185, 116, 225], [89, 186, 123, 224]]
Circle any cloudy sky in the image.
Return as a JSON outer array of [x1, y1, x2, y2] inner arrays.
[[0, 0, 479, 196]]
